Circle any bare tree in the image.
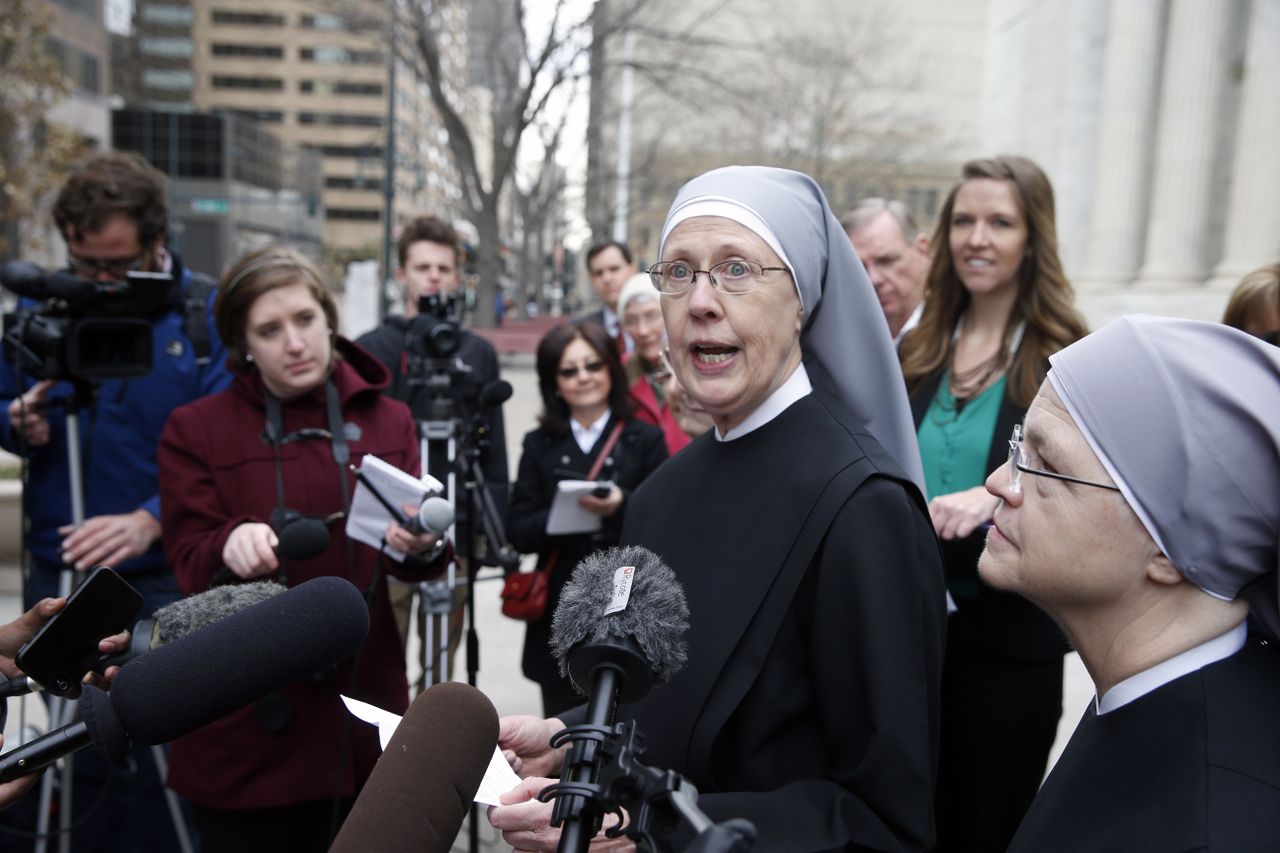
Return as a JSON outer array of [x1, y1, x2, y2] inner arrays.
[[0, 0, 84, 259]]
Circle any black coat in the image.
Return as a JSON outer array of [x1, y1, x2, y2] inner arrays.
[[584, 393, 946, 852], [1010, 640, 1280, 852], [506, 414, 668, 683], [356, 316, 509, 526]]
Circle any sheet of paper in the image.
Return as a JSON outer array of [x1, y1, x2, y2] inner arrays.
[[341, 694, 522, 806], [546, 480, 608, 535], [346, 454, 444, 562]]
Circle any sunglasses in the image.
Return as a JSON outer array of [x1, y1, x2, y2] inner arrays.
[[556, 360, 607, 379]]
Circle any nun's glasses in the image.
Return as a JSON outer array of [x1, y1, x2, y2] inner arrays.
[[648, 260, 789, 296], [1007, 424, 1121, 494]]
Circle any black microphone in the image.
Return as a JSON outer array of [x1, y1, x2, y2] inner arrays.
[[94, 580, 287, 670], [0, 260, 101, 302], [547, 545, 690, 852], [480, 380, 513, 408], [209, 519, 332, 587], [330, 682, 499, 853], [0, 576, 369, 782]]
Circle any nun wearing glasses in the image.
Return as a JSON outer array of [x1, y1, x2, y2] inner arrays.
[[977, 316, 1280, 852], [491, 167, 946, 852]]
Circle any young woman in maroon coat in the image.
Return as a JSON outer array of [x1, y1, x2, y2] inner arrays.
[[157, 246, 444, 853]]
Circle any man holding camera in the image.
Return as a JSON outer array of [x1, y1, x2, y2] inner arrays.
[[356, 215, 508, 681], [0, 151, 230, 851]]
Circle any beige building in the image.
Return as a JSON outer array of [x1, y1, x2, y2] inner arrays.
[[125, 0, 468, 255]]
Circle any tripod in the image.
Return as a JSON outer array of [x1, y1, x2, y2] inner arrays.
[[19, 383, 194, 853]]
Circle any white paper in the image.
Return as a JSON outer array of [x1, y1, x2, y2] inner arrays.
[[341, 694, 523, 807], [346, 454, 444, 562], [604, 566, 635, 615], [546, 480, 610, 535]]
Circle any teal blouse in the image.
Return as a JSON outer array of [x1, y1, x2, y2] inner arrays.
[[918, 373, 1007, 501]]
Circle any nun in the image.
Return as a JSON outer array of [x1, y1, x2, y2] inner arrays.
[[977, 316, 1280, 851], [490, 166, 947, 851]]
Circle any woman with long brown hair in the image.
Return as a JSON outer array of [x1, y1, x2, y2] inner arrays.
[[900, 155, 1088, 852]]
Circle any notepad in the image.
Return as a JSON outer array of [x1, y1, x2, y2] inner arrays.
[[545, 480, 612, 535], [346, 454, 444, 561]]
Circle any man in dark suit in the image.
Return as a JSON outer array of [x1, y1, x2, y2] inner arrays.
[[579, 240, 637, 355]]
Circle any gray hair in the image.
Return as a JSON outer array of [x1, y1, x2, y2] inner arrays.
[[840, 198, 920, 243]]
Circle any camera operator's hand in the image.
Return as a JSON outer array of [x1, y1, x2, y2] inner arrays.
[[221, 523, 279, 579], [6, 379, 55, 447], [59, 508, 161, 571], [383, 503, 442, 556], [578, 484, 623, 518]]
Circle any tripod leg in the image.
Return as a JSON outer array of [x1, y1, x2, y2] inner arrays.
[[149, 745, 195, 853]]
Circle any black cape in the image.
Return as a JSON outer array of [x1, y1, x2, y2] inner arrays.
[[1010, 640, 1280, 852], [608, 392, 946, 852]]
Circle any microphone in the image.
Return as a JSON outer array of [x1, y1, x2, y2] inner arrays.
[[480, 380, 513, 408], [547, 545, 689, 852], [0, 576, 369, 782], [0, 260, 101, 302], [208, 518, 332, 586], [94, 580, 287, 670], [330, 682, 499, 853], [405, 495, 455, 536]]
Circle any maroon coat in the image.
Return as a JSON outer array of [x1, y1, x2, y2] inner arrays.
[[629, 373, 690, 456], [157, 339, 429, 810]]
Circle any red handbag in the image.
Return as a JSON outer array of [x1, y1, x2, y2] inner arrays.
[[500, 421, 625, 622]]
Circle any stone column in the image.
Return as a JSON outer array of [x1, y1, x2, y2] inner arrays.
[[1208, 0, 1280, 290], [1135, 0, 1234, 289], [1078, 0, 1166, 289]]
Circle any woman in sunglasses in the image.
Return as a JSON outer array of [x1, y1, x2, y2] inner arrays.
[[506, 319, 668, 715], [156, 245, 444, 852]]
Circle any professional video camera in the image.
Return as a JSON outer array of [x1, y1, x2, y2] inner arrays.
[[0, 260, 170, 383]]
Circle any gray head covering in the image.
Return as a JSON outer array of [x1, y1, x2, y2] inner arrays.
[[659, 165, 924, 489], [1048, 315, 1280, 638]]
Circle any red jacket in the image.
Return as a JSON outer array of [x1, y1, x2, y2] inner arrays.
[[157, 339, 430, 809], [629, 374, 690, 456]]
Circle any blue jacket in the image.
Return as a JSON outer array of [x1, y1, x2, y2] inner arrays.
[[0, 256, 231, 574]]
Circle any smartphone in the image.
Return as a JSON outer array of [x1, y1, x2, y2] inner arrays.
[[16, 566, 143, 697], [591, 481, 615, 499]]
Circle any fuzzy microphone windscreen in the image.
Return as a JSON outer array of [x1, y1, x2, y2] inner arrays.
[[151, 581, 288, 646], [550, 545, 689, 684]]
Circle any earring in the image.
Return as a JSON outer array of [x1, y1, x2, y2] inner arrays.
[[245, 353, 255, 364]]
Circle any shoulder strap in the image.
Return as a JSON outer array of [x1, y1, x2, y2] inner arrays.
[[586, 420, 626, 480], [183, 270, 216, 365]]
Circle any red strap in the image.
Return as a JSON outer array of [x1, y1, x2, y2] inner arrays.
[[587, 421, 626, 480]]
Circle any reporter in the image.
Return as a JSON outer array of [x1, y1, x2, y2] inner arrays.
[[157, 246, 443, 853]]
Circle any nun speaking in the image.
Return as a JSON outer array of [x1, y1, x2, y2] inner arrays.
[[490, 166, 946, 852]]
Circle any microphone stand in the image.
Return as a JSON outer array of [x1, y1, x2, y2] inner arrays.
[[542, 719, 756, 853]]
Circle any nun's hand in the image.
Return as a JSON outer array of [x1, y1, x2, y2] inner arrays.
[[928, 486, 1000, 540]]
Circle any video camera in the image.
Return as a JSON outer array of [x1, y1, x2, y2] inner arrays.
[[0, 260, 170, 384], [407, 292, 463, 360]]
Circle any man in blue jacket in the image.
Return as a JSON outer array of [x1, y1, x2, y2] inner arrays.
[[0, 151, 230, 852]]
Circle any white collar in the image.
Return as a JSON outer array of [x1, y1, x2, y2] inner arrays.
[[893, 300, 925, 345], [1096, 621, 1247, 714], [570, 409, 612, 455], [715, 363, 812, 442]]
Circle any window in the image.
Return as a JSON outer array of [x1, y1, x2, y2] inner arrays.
[[326, 208, 381, 222], [305, 144, 383, 159], [211, 10, 284, 26], [298, 112, 382, 128], [78, 53, 101, 94], [300, 46, 383, 64], [141, 4, 194, 25], [143, 69, 195, 90], [299, 80, 383, 97], [300, 14, 346, 30], [229, 109, 284, 123], [324, 176, 382, 190], [140, 37, 194, 58], [211, 43, 284, 58], [211, 75, 283, 91]]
